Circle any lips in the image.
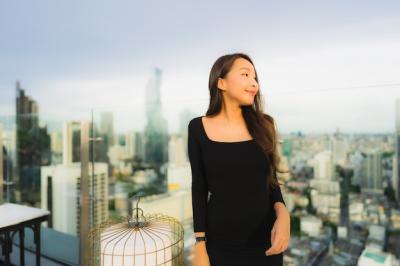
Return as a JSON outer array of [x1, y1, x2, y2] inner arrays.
[[245, 90, 256, 96]]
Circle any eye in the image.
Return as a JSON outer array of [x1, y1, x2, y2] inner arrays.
[[242, 73, 249, 77]]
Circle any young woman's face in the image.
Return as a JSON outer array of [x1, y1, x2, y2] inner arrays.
[[219, 57, 259, 106]]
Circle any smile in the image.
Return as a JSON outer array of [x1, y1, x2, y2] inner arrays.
[[245, 90, 256, 96]]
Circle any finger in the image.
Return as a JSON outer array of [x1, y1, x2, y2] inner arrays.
[[265, 245, 274, 255], [276, 243, 284, 253], [267, 248, 279, 256], [273, 239, 284, 253], [269, 235, 282, 253], [266, 242, 276, 253], [265, 247, 271, 255], [265, 243, 278, 256], [272, 243, 281, 253], [279, 241, 289, 253], [279, 239, 287, 251]]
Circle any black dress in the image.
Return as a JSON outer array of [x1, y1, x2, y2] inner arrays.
[[188, 116, 285, 266]]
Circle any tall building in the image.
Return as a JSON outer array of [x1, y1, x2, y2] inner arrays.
[[361, 150, 383, 191], [309, 178, 341, 223], [394, 98, 400, 200], [100, 112, 114, 148], [40, 162, 109, 236], [62, 121, 81, 165], [349, 151, 364, 187], [312, 150, 334, 180], [49, 131, 63, 165], [393, 156, 399, 201], [144, 68, 169, 171], [134, 131, 146, 162], [331, 129, 349, 167], [168, 135, 186, 167], [15, 81, 51, 206], [310, 150, 341, 223], [63, 120, 108, 165], [41, 119, 110, 235], [63, 121, 81, 165], [167, 135, 191, 191], [124, 132, 136, 159]]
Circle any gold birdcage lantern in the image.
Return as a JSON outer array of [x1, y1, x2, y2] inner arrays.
[[87, 193, 184, 266]]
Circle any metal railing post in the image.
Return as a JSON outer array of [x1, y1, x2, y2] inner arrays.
[[80, 121, 90, 266]]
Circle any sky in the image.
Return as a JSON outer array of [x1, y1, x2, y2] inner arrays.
[[0, 0, 399, 134]]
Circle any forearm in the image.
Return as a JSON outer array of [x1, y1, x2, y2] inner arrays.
[[274, 202, 289, 218], [194, 232, 208, 261], [193, 240, 209, 266], [195, 232, 206, 237]]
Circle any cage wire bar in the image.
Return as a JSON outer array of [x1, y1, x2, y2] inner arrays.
[[86, 212, 184, 265]]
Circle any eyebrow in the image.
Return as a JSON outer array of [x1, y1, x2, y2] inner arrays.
[[239, 67, 256, 73]]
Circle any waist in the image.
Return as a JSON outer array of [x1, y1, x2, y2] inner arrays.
[[206, 234, 268, 247], [205, 237, 267, 253]]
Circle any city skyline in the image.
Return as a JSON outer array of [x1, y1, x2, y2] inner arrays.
[[1, 1, 399, 134]]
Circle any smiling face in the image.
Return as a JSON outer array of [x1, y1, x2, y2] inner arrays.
[[218, 57, 259, 106]]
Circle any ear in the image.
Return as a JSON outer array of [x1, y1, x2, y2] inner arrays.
[[217, 77, 226, 92]]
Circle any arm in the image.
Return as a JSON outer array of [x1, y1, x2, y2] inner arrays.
[[269, 173, 287, 218], [188, 120, 208, 235], [267, 181, 291, 256]]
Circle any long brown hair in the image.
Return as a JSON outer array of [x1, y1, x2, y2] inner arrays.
[[205, 52, 288, 189]]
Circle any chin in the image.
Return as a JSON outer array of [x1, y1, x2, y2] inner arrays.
[[240, 101, 254, 106]]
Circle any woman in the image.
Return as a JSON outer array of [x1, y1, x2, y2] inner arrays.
[[188, 53, 291, 265]]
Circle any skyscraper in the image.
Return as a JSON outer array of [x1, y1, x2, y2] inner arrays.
[[144, 68, 169, 172], [313, 150, 334, 180], [41, 162, 109, 236], [331, 129, 349, 167], [361, 150, 383, 191], [41, 120, 109, 235], [100, 112, 114, 148], [15, 81, 51, 206], [62, 121, 81, 165], [394, 98, 400, 200]]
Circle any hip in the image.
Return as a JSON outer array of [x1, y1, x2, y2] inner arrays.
[[205, 240, 283, 266]]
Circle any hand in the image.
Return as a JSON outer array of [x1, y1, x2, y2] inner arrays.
[[265, 211, 290, 256], [193, 241, 210, 266]]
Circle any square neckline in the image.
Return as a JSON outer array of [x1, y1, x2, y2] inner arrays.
[[199, 116, 255, 144]]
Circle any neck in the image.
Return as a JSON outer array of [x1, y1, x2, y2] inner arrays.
[[219, 100, 243, 124]]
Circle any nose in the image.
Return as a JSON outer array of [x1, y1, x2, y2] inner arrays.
[[251, 79, 258, 89]]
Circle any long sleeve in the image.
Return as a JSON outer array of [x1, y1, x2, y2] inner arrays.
[[188, 120, 208, 232], [270, 184, 286, 206], [270, 171, 286, 206]]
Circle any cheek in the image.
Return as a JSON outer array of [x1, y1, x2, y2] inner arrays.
[[227, 77, 248, 95]]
